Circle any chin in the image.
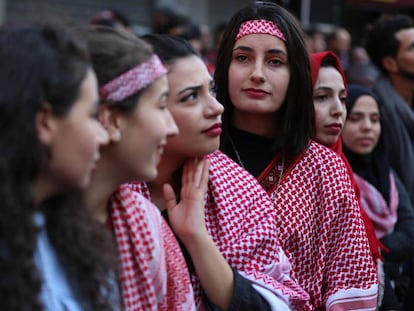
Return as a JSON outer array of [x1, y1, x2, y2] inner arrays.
[[142, 169, 158, 182], [207, 141, 220, 153], [77, 174, 92, 190]]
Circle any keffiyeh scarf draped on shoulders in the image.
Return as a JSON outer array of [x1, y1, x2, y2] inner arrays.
[[109, 184, 195, 311], [130, 150, 309, 310], [354, 173, 398, 239], [260, 141, 378, 311], [310, 51, 383, 263]]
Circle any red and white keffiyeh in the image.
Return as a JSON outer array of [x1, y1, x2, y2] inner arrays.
[[236, 19, 286, 42], [109, 184, 195, 311], [130, 150, 309, 310], [261, 141, 378, 311], [99, 54, 167, 102]]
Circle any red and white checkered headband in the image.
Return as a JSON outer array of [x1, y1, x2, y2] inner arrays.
[[99, 54, 167, 102], [236, 19, 286, 42]]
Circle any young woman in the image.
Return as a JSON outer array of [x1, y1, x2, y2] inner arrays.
[[0, 23, 119, 310], [310, 50, 384, 307], [133, 33, 309, 310], [310, 51, 383, 258], [80, 26, 200, 311], [342, 84, 414, 311], [215, 2, 378, 310]]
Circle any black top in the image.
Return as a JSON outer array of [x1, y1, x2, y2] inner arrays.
[[227, 127, 276, 178]]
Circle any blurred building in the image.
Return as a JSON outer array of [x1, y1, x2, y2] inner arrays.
[[1, 0, 413, 47]]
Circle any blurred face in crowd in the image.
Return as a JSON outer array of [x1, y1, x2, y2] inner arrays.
[[42, 69, 108, 191], [342, 95, 381, 155]]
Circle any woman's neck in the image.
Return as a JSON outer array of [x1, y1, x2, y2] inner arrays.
[[83, 155, 127, 224], [233, 110, 278, 138], [32, 174, 56, 207], [148, 151, 185, 212], [390, 73, 414, 106]]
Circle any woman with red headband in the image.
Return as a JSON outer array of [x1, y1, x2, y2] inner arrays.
[[215, 2, 378, 310], [80, 26, 199, 311]]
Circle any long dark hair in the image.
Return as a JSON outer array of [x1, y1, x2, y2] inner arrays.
[[215, 1, 314, 159], [0, 22, 118, 310], [142, 33, 198, 64]]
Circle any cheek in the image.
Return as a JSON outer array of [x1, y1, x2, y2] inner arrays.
[[341, 126, 351, 141], [342, 126, 357, 145], [271, 70, 290, 92], [228, 73, 238, 97], [79, 122, 99, 157], [314, 105, 326, 124], [372, 125, 381, 143], [170, 110, 192, 135]]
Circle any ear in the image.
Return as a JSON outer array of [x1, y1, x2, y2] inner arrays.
[[382, 56, 397, 73], [36, 104, 56, 146], [98, 105, 122, 143]]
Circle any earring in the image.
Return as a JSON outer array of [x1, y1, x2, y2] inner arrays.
[[112, 131, 121, 142]]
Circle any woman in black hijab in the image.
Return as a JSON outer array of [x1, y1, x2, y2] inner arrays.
[[342, 84, 414, 311]]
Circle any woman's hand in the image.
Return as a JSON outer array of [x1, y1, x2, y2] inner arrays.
[[163, 157, 234, 310], [163, 157, 210, 246]]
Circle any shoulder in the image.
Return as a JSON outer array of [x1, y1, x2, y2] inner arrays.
[[301, 141, 347, 171], [112, 184, 160, 216], [207, 150, 266, 187], [206, 150, 274, 208], [288, 141, 353, 195]]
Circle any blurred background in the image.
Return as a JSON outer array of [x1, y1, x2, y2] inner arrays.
[[1, 0, 414, 68]]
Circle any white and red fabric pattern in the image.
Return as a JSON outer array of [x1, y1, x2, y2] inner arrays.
[[99, 54, 167, 102], [261, 141, 378, 311], [354, 173, 399, 239], [130, 150, 309, 310], [109, 184, 196, 311], [236, 19, 286, 42]]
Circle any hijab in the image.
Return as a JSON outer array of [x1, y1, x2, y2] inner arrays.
[[310, 53, 383, 261], [342, 84, 391, 204]]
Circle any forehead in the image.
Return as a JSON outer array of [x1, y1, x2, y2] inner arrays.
[[233, 33, 287, 53], [315, 67, 345, 88], [396, 28, 414, 49], [353, 95, 379, 112], [167, 55, 211, 89], [140, 75, 168, 101]]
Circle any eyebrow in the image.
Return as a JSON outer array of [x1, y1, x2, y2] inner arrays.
[[314, 86, 347, 93], [350, 111, 380, 116], [178, 85, 202, 95], [233, 45, 287, 56]]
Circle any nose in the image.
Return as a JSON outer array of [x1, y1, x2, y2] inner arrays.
[[331, 97, 346, 117], [205, 93, 224, 117], [360, 117, 373, 130], [250, 60, 265, 83], [165, 109, 179, 138], [94, 120, 109, 146]]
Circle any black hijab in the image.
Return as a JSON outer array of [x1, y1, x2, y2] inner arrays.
[[342, 84, 391, 203]]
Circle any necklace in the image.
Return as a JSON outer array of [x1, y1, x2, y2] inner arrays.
[[229, 135, 285, 192]]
